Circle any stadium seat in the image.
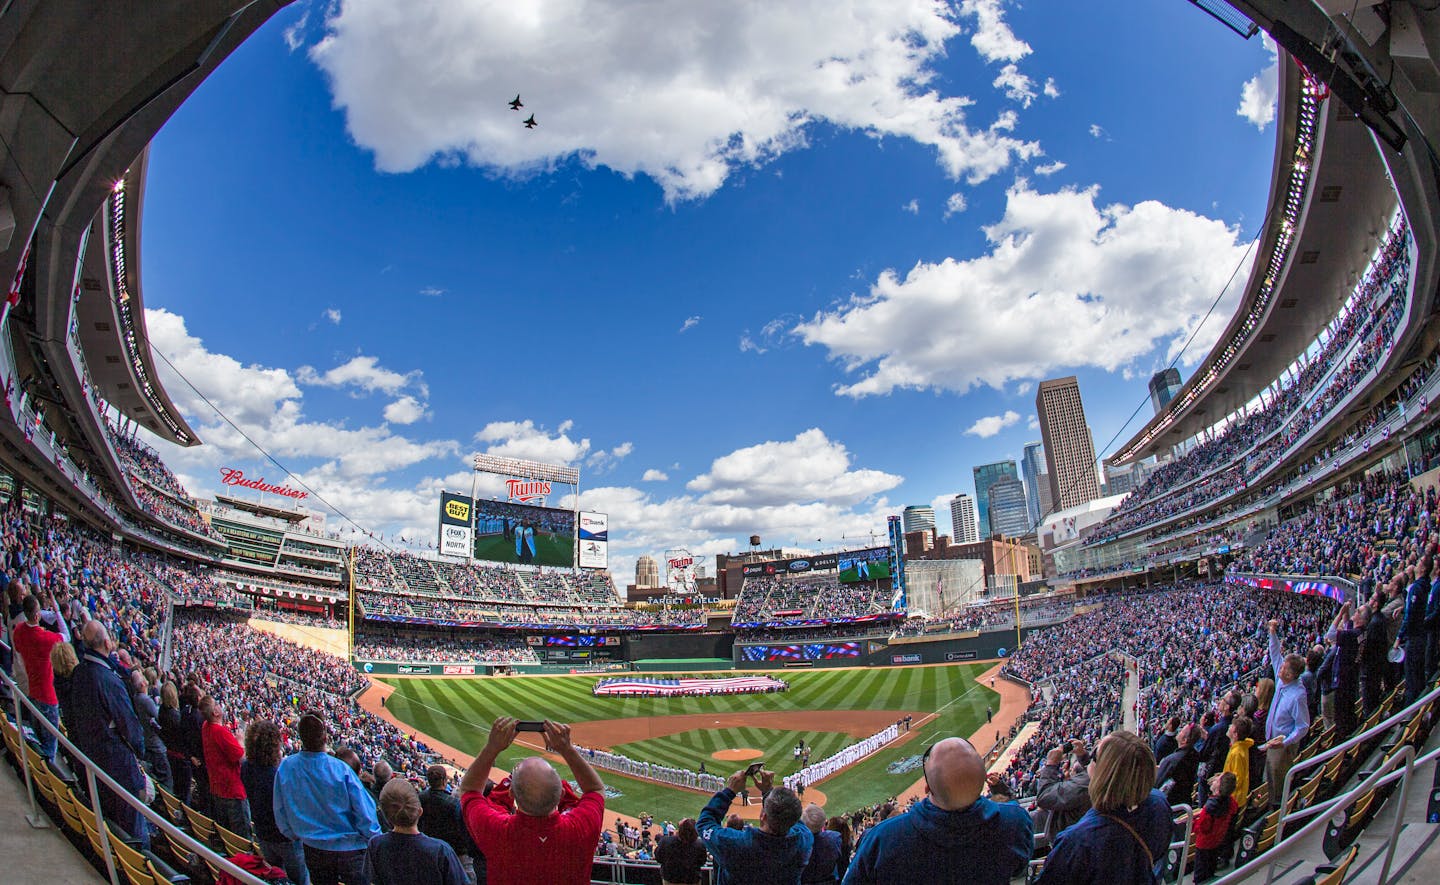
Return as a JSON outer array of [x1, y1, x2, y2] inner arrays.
[[180, 803, 218, 849], [155, 785, 184, 824], [111, 823, 161, 885], [1290, 843, 1359, 885], [214, 821, 254, 857]]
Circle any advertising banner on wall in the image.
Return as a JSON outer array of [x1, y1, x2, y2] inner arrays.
[[577, 511, 609, 569]]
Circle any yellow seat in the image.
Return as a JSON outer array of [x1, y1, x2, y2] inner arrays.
[[110, 823, 160, 885], [181, 803, 216, 847], [155, 786, 183, 823], [1314, 844, 1360, 885], [56, 785, 88, 839], [215, 821, 253, 856]]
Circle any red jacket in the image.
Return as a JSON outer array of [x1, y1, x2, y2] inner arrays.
[[202, 720, 247, 800], [1193, 796, 1237, 850]]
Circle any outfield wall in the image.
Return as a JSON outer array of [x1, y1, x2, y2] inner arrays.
[[621, 631, 734, 662]]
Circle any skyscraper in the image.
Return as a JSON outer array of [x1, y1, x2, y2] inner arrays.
[[635, 555, 659, 588], [949, 493, 978, 543], [1037, 376, 1103, 511], [972, 460, 1019, 539], [901, 505, 936, 538], [1021, 441, 1048, 525], [1148, 368, 1183, 415], [987, 476, 1031, 538]]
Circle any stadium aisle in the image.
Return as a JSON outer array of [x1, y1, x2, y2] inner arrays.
[[0, 767, 102, 883]]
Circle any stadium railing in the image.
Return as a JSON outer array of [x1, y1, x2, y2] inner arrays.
[[2, 667, 269, 885], [1210, 680, 1440, 885]]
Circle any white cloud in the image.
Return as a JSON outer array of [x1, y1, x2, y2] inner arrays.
[[641, 469, 669, 482], [383, 395, 428, 425], [297, 355, 426, 398], [678, 315, 702, 333], [283, 9, 310, 52], [960, 0, 1031, 63], [992, 64, 1036, 107], [737, 317, 794, 355], [588, 441, 634, 472], [1043, 78, 1060, 99], [1027, 415, 1040, 430], [965, 410, 1021, 438], [323, 307, 342, 325], [1034, 160, 1066, 176], [794, 181, 1251, 397], [309, 0, 1040, 202], [474, 419, 591, 465], [944, 193, 968, 219], [1088, 123, 1107, 139], [1237, 35, 1278, 130], [565, 430, 905, 566], [687, 428, 900, 507], [902, 199, 920, 215], [419, 286, 445, 297], [143, 309, 458, 485]]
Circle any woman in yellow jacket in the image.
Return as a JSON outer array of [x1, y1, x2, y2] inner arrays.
[[1224, 715, 1256, 801]]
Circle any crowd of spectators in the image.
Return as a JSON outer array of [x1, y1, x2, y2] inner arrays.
[[996, 583, 1335, 798], [732, 574, 890, 625], [352, 633, 539, 664], [1093, 225, 1412, 544]]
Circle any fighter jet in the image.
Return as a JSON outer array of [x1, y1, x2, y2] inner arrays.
[[509, 94, 523, 111], [523, 114, 537, 129]]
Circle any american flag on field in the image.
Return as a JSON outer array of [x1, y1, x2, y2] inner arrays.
[[593, 675, 786, 697]]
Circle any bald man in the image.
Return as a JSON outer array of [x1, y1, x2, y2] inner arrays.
[[843, 737, 1032, 885], [69, 620, 150, 846], [459, 717, 604, 885]]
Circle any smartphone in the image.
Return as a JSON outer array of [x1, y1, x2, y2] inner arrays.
[[745, 762, 765, 777], [516, 720, 546, 733]]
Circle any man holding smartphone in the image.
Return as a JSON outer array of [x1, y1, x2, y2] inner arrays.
[[459, 716, 605, 885], [698, 764, 813, 885]]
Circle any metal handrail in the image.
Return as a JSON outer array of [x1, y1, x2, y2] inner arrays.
[[1277, 681, 1440, 821], [2, 666, 268, 885], [1210, 743, 1417, 885]]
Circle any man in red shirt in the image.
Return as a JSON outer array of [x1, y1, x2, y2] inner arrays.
[[200, 696, 251, 838], [11, 592, 69, 760], [460, 717, 604, 885]]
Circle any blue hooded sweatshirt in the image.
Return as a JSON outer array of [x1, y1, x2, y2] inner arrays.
[[842, 797, 1033, 885]]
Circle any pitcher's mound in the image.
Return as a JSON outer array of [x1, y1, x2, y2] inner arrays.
[[712, 748, 763, 761]]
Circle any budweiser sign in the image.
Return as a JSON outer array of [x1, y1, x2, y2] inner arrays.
[[219, 468, 308, 500], [505, 479, 551, 502]]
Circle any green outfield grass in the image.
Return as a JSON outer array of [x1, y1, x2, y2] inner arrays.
[[382, 663, 996, 820]]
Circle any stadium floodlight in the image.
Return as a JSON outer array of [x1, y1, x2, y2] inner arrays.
[[472, 454, 580, 485]]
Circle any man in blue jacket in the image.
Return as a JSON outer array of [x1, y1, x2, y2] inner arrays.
[[1398, 566, 1431, 703], [698, 767, 812, 885], [69, 621, 148, 846], [843, 737, 1032, 884]]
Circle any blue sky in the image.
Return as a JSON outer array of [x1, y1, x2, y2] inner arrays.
[[137, 0, 1279, 583]]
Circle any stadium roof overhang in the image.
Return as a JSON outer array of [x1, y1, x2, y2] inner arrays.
[[0, 2, 290, 446], [1111, 54, 1399, 466], [74, 149, 199, 445]]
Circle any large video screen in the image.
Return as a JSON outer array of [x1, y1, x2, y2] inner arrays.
[[837, 547, 892, 583], [471, 499, 575, 568]]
